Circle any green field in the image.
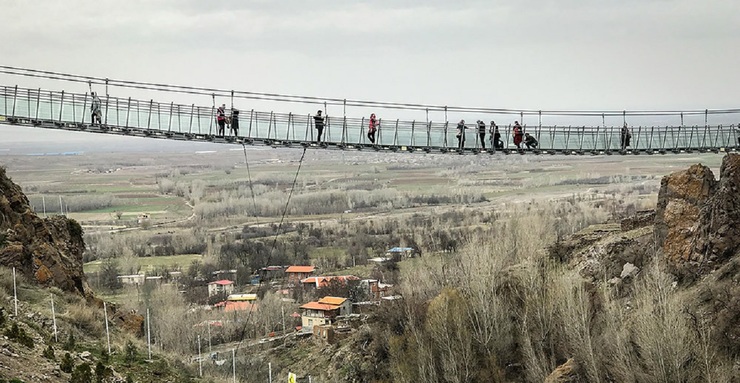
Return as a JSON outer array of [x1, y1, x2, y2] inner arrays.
[[84, 254, 203, 274]]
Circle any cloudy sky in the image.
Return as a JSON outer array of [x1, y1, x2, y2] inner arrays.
[[1, 0, 739, 127]]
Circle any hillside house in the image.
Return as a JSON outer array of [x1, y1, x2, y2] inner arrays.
[[227, 293, 257, 302], [145, 275, 164, 285], [214, 300, 257, 313], [318, 296, 352, 316], [386, 246, 418, 260], [359, 279, 393, 301], [117, 274, 145, 286], [300, 275, 360, 289], [207, 280, 235, 297], [286, 265, 315, 286], [212, 269, 237, 282], [300, 296, 352, 332]]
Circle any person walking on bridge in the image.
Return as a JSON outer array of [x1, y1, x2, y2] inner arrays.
[[216, 104, 227, 136], [513, 121, 524, 149], [314, 110, 325, 144], [456, 120, 468, 152], [477, 120, 486, 149], [621, 123, 632, 151], [490, 121, 503, 150], [90, 92, 102, 127], [368, 113, 378, 144], [230, 109, 240, 137]]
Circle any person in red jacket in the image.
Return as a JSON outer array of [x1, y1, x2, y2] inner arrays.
[[512, 121, 524, 149], [368, 113, 378, 144], [216, 104, 226, 136]]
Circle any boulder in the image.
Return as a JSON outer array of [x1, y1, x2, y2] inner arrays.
[[655, 154, 740, 281], [112, 310, 145, 337], [620, 263, 639, 279], [693, 154, 740, 271]]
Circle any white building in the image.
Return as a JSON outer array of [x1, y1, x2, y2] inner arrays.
[[207, 280, 235, 297]]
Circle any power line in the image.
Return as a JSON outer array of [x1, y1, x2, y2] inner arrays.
[[234, 147, 308, 354]]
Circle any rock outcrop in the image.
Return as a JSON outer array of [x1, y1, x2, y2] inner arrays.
[[655, 154, 740, 281], [0, 166, 91, 298]]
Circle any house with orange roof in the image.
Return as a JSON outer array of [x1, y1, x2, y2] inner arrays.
[[318, 296, 352, 316], [285, 265, 316, 286], [299, 296, 353, 331], [300, 275, 360, 289], [213, 300, 258, 313]]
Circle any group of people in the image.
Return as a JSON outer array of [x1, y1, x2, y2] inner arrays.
[[312, 110, 379, 145], [216, 104, 240, 136], [89, 94, 637, 152], [456, 120, 538, 151]]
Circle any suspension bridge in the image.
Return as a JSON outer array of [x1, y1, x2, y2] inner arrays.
[[1, 66, 739, 155]]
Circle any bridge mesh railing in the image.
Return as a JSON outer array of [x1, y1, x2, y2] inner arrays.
[[2, 85, 739, 153]]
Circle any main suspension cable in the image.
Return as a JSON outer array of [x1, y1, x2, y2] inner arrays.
[[2, 64, 738, 117]]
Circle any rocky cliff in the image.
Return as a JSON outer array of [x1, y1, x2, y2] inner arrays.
[[0, 166, 92, 298], [655, 153, 740, 281]]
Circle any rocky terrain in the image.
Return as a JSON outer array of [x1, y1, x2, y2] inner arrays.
[[0, 167, 187, 382], [0, 153, 739, 382], [545, 154, 740, 381], [0, 166, 91, 299]]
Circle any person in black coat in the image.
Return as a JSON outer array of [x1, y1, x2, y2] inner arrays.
[[230, 109, 239, 137], [621, 123, 632, 150], [314, 110, 325, 143]]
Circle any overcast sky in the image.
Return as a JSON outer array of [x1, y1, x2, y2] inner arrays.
[[1, 0, 739, 127]]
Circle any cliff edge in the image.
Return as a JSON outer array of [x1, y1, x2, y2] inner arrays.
[[0, 166, 92, 298]]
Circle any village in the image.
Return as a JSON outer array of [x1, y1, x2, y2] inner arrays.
[[110, 247, 414, 352]]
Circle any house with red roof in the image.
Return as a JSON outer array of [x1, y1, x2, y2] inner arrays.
[[299, 296, 352, 331], [285, 265, 316, 286], [207, 279, 234, 297]]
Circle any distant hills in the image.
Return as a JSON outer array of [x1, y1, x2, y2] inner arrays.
[[0, 125, 230, 155]]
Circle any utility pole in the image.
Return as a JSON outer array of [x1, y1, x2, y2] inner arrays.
[[103, 302, 111, 355], [198, 335, 202, 377], [51, 294, 58, 342], [12, 267, 18, 316], [146, 308, 152, 360], [208, 321, 212, 353]]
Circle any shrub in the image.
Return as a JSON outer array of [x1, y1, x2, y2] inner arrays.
[[70, 362, 92, 383], [68, 219, 84, 238], [61, 302, 103, 337], [94, 361, 112, 383], [60, 352, 74, 373], [42, 344, 55, 360], [63, 332, 75, 351], [4, 322, 34, 348], [124, 340, 138, 364]]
